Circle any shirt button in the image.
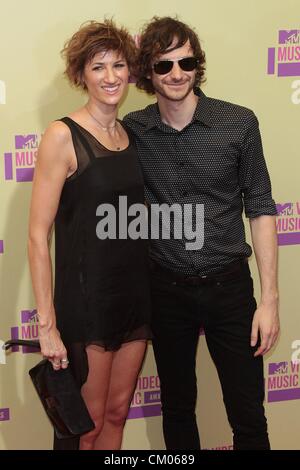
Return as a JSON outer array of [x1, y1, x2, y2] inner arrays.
[[179, 162, 185, 167], [182, 190, 188, 197]]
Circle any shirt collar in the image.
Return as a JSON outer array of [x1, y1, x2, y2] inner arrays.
[[145, 88, 213, 131], [192, 88, 213, 127]]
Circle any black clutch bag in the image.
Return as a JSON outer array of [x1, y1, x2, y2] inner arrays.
[[4, 339, 95, 439]]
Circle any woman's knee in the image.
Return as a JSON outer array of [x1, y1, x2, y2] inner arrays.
[[79, 416, 104, 448], [104, 400, 130, 428]]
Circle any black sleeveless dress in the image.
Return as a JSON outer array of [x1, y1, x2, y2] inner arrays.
[[53, 117, 152, 389]]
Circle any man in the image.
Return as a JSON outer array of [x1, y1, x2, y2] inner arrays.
[[124, 16, 279, 450]]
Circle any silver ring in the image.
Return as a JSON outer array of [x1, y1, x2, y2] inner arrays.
[[61, 358, 69, 364]]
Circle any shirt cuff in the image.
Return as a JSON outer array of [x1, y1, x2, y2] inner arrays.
[[244, 197, 278, 218]]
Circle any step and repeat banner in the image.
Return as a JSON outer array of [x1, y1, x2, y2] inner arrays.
[[0, 0, 299, 450]]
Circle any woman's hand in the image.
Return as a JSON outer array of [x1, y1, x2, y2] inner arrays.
[[39, 324, 69, 370]]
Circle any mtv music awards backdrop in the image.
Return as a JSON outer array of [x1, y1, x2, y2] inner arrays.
[[0, 0, 299, 450]]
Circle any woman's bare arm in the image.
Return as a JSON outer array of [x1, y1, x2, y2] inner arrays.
[[28, 121, 74, 368]]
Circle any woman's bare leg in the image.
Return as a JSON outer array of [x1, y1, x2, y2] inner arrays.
[[94, 340, 147, 450], [79, 345, 113, 450]]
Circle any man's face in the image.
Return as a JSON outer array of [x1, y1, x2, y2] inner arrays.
[[150, 39, 197, 102]]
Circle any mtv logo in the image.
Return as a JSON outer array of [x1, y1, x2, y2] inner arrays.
[[15, 135, 38, 150], [269, 362, 288, 375], [276, 203, 292, 215], [278, 30, 300, 44], [21, 309, 38, 323], [0, 409, 10, 421]]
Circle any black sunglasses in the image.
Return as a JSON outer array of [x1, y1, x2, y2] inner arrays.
[[152, 57, 199, 75]]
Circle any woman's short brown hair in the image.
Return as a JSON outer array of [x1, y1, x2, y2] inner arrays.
[[61, 19, 137, 90], [136, 16, 206, 95]]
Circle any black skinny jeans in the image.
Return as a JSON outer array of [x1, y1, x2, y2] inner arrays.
[[151, 262, 270, 450]]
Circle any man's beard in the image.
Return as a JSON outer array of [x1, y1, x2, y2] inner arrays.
[[153, 76, 196, 102]]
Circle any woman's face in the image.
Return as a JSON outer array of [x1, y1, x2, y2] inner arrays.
[[83, 49, 129, 107]]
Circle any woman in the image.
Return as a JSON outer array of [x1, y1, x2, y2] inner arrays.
[[28, 20, 151, 450]]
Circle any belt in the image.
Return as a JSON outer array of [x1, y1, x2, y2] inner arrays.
[[151, 258, 248, 286]]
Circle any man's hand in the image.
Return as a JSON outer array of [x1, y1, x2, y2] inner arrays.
[[251, 301, 280, 356]]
